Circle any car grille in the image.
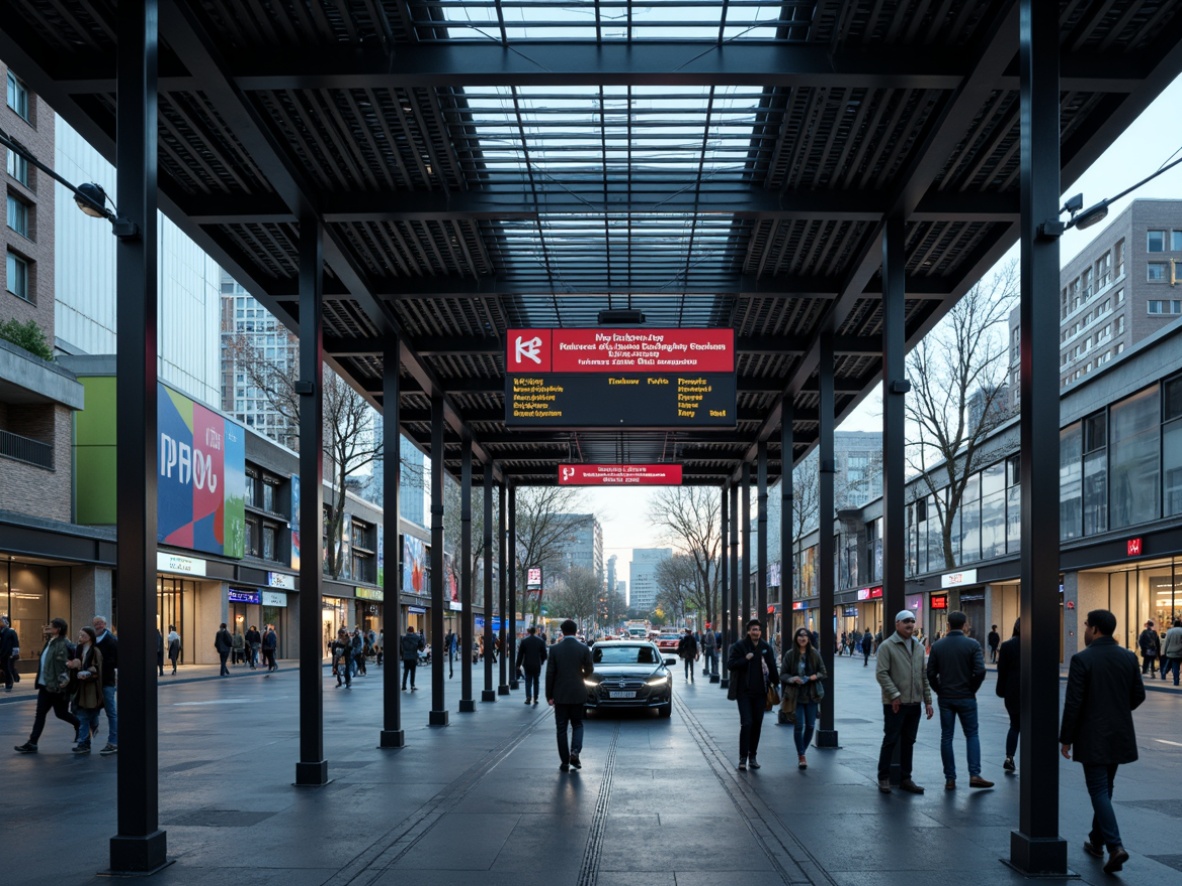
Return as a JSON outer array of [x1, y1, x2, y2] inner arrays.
[[597, 679, 646, 692]]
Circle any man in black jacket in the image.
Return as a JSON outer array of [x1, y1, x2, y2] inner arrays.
[[515, 626, 548, 704], [545, 620, 594, 771], [399, 626, 424, 690], [0, 616, 19, 691], [1137, 620, 1160, 677], [1060, 609, 1145, 876], [677, 629, 698, 683], [214, 623, 233, 676], [994, 619, 1021, 773], [926, 610, 992, 790], [727, 619, 779, 771]]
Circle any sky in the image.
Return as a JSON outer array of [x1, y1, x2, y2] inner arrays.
[[595, 72, 1182, 590]]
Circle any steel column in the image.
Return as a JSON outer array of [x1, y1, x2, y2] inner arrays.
[[482, 473, 496, 701], [730, 483, 740, 649], [428, 394, 448, 726], [719, 484, 731, 690], [458, 437, 476, 712], [294, 216, 329, 784], [109, 0, 167, 871], [498, 484, 511, 694], [780, 401, 794, 657], [882, 215, 908, 626], [508, 484, 519, 690], [741, 463, 752, 625], [1009, 0, 1067, 874], [757, 441, 768, 627], [815, 332, 839, 748], [379, 332, 405, 746], [497, 484, 508, 695]]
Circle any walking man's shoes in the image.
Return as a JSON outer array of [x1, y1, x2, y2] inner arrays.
[[737, 757, 747, 770], [14, 742, 37, 754], [1003, 756, 1016, 772], [570, 755, 581, 770], [73, 744, 91, 755], [1104, 846, 1129, 874], [559, 762, 570, 772], [969, 775, 994, 788], [99, 743, 118, 756], [747, 755, 760, 769], [524, 697, 532, 704], [1083, 840, 1104, 859], [878, 779, 892, 793], [898, 779, 925, 794], [945, 779, 956, 791]]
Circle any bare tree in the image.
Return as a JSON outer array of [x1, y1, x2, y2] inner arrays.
[[228, 335, 382, 579], [906, 261, 1018, 569], [546, 564, 601, 629], [647, 487, 722, 628], [442, 474, 491, 596], [790, 462, 820, 595], [654, 554, 699, 626], [511, 486, 587, 620]]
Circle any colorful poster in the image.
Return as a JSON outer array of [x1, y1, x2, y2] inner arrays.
[[403, 535, 426, 595], [158, 385, 245, 557], [290, 474, 301, 570]]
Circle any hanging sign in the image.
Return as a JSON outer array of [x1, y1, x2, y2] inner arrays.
[[558, 464, 683, 485]]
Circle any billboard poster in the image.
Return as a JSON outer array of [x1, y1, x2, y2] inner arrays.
[[443, 550, 459, 602], [158, 384, 245, 557], [403, 535, 426, 595], [290, 474, 301, 570], [377, 523, 384, 588]]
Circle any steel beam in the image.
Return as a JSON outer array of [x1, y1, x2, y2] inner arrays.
[[815, 332, 839, 749], [483, 471, 497, 702], [719, 484, 730, 691], [508, 484, 519, 691], [458, 435, 476, 713], [429, 393, 449, 726], [757, 441, 768, 623], [498, 483, 510, 695], [882, 215, 908, 626], [741, 463, 751, 626], [109, 0, 168, 872], [380, 330, 406, 745], [1009, 0, 1067, 875], [780, 399, 794, 657], [729, 483, 740, 668]]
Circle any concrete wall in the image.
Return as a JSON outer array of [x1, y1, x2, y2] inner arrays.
[[1062, 571, 1107, 660]]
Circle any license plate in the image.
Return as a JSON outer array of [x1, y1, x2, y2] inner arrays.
[[609, 691, 636, 699]]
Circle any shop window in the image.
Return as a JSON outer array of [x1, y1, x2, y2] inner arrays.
[[6, 71, 28, 119], [1060, 423, 1082, 540], [1109, 385, 1161, 529]]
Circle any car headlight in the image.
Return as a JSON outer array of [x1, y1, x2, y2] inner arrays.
[[584, 679, 599, 688], [646, 675, 670, 686]]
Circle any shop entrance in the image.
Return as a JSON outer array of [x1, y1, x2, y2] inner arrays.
[[157, 576, 196, 666]]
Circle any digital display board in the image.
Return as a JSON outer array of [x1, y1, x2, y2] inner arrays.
[[558, 464, 683, 485], [506, 328, 736, 428]]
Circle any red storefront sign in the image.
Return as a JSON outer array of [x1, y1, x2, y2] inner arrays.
[[558, 464, 683, 486], [506, 328, 734, 374], [855, 586, 883, 601], [931, 594, 949, 610], [1127, 537, 1142, 556]]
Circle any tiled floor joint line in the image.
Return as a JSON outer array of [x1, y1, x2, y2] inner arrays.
[[577, 720, 621, 886]]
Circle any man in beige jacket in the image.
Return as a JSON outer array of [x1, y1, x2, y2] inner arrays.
[[875, 610, 933, 794]]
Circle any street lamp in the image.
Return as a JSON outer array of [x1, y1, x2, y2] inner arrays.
[[0, 129, 138, 238], [1042, 153, 1182, 238]]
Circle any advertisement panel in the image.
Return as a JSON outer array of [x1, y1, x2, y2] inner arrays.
[[158, 384, 245, 558], [527, 567, 542, 589], [507, 328, 734, 373], [558, 464, 682, 485], [403, 535, 426, 595], [290, 474, 301, 570]]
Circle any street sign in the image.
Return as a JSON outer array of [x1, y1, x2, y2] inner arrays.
[[558, 464, 683, 485]]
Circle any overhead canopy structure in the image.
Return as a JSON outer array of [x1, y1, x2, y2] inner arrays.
[[4, 0, 1182, 485]]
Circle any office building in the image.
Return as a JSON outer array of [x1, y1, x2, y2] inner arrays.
[[628, 547, 672, 612]]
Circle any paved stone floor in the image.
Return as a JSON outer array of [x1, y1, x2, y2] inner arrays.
[[4, 654, 1181, 885]]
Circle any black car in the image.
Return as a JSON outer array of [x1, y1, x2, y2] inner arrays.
[[584, 641, 675, 717]]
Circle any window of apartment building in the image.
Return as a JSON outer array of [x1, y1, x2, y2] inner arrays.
[[1115, 315, 1125, 334], [1082, 411, 1107, 536], [262, 477, 277, 512], [262, 524, 276, 561], [1148, 300, 1182, 315], [1069, 276, 1081, 312], [1110, 384, 1160, 530], [1060, 287, 1069, 320], [1148, 262, 1168, 282], [1173, 231, 1182, 251], [1114, 240, 1125, 277], [245, 467, 262, 507], [1115, 287, 1125, 304], [6, 72, 28, 119], [1165, 375, 1182, 517], [6, 193, 29, 237], [5, 149, 29, 186], [245, 518, 259, 558], [6, 250, 30, 301], [1148, 230, 1166, 252], [1097, 251, 1111, 288], [1080, 267, 1093, 300]]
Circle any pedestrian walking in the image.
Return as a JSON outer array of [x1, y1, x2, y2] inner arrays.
[[156, 628, 165, 676], [781, 627, 827, 770], [677, 628, 699, 682], [1160, 618, 1182, 685], [446, 630, 457, 677], [995, 618, 1020, 774], [860, 628, 873, 666], [66, 626, 104, 754], [167, 625, 181, 674], [14, 618, 81, 754], [0, 615, 19, 691], [545, 619, 594, 772], [262, 625, 278, 671], [92, 615, 118, 755], [214, 623, 233, 676], [351, 628, 366, 676], [727, 618, 779, 771], [1137, 621, 1160, 677], [231, 628, 245, 665], [400, 626, 424, 690], [987, 624, 1000, 664], [330, 629, 352, 688], [1059, 609, 1145, 875], [375, 629, 384, 667], [700, 622, 717, 677], [927, 610, 993, 791], [874, 610, 932, 794], [245, 624, 261, 669], [515, 625, 548, 704]]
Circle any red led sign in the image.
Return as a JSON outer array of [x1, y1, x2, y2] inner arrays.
[[558, 464, 683, 486], [507, 328, 734, 374], [1127, 537, 1142, 556], [931, 595, 949, 611]]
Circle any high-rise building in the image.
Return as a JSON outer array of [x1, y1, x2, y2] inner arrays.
[[1008, 199, 1182, 411], [552, 513, 604, 581], [628, 547, 672, 612]]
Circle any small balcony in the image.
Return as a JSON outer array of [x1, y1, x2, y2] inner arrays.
[[0, 428, 53, 469]]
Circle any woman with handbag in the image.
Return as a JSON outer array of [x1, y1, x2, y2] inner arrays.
[[726, 619, 779, 771], [781, 627, 828, 770]]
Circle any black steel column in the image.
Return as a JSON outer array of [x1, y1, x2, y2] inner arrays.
[[815, 332, 839, 748], [428, 394, 448, 726], [508, 484, 519, 690], [110, 0, 167, 871], [741, 462, 752, 625], [379, 332, 405, 747], [719, 484, 730, 690], [780, 401, 794, 657], [882, 216, 908, 626], [481, 473, 496, 701], [458, 437, 476, 713], [294, 216, 329, 784], [757, 441, 769, 630], [1010, 0, 1067, 874], [730, 483, 740, 649], [498, 483, 510, 695]]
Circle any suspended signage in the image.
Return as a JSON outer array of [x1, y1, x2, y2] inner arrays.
[[941, 569, 978, 589], [527, 567, 542, 589], [558, 464, 683, 486], [505, 328, 736, 428], [267, 572, 295, 590], [228, 589, 261, 605], [792, 600, 810, 611], [931, 594, 949, 611], [475, 617, 503, 631]]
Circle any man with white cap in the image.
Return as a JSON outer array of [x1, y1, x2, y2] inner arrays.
[[874, 609, 932, 794]]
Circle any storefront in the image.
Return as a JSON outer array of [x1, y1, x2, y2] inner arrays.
[[354, 587, 384, 636], [1081, 556, 1182, 654], [0, 560, 73, 650], [853, 585, 884, 638]]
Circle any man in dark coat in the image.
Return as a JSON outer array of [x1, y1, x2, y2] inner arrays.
[[994, 618, 1021, 773], [927, 610, 992, 790], [214, 623, 233, 676], [677, 628, 699, 683], [545, 619, 594, 771], [0, 615, 19, 691], [726, 619, 779, 771], [1137, 621, 1160, 677], [986, 625, 1001, 663], [1059, 609, 1145, 876], [515, 626, 548, 705], [399, 626, 424, 691]]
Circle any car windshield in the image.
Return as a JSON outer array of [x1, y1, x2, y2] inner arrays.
[[593, 645, 658, 665], [659, 634, 680, 642]]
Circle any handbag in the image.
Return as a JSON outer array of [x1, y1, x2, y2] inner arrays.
[[765, 684, 781, 711], [814, 679, 825, 700]]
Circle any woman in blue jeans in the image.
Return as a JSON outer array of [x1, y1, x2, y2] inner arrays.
[[781, 628, 828, 770]]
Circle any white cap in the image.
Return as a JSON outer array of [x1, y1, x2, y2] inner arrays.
[[894, 610, 916, 623]]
